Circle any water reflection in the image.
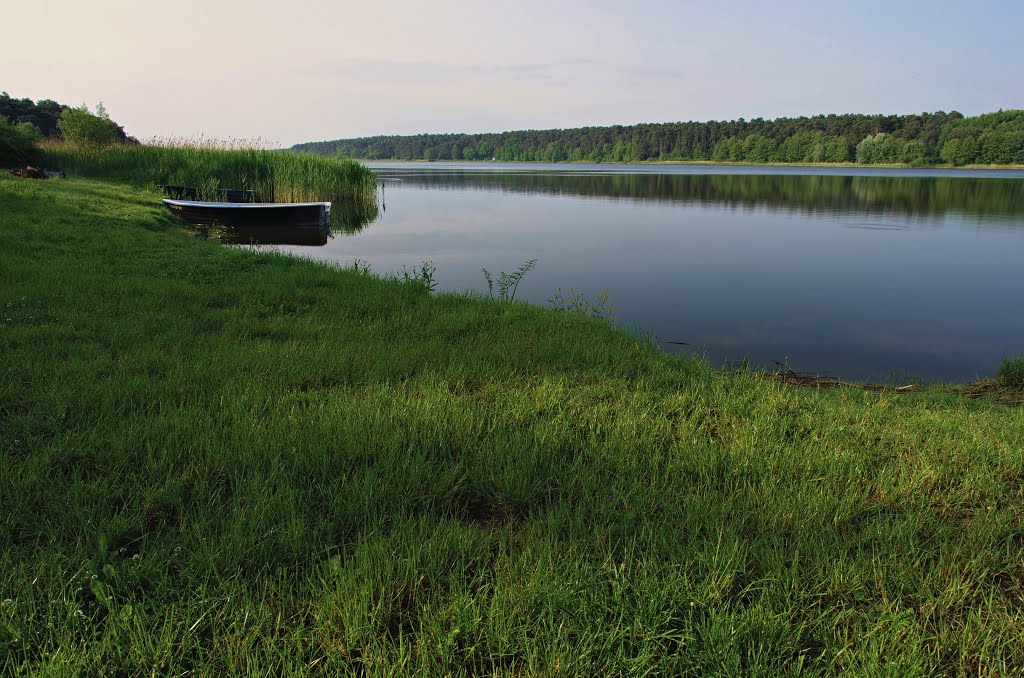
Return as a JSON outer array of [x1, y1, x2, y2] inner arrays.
[[180, 193, 383, 244], [330, 194, 384, 235], [375, 169, 1024, 223], [274, 164, 1024, 382], [190, 223, 330, 246]]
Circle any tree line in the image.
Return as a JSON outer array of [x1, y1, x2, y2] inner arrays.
[[293, 110, 1024, 166], [1, 92, 131, 142], [1, 92, 133, 166]]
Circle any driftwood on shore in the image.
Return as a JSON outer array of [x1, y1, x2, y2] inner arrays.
[[767, 361, 1023, 406], [10, 167, 65, 179], [769, 360, 917, 392]]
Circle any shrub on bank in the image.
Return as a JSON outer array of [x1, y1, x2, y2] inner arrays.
[[56, 103, 124, 146], [0, 116, 40, 167]]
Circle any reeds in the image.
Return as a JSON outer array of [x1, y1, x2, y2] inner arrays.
[[997, 355, 1024, 386], [38, 138, 379, 228]]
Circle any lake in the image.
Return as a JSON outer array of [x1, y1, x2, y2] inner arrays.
[[275, 162, 1024, 383]]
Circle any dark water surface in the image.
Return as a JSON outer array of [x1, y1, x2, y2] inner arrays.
[[277, 162, 1024, 383]]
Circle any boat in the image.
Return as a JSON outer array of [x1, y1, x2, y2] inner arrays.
[[161, 199, 332, 245]]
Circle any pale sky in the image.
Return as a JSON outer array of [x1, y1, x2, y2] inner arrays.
[[4, 0, 1022, 146]]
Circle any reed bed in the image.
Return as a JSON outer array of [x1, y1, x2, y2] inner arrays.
[[38, 139, 380, 229]]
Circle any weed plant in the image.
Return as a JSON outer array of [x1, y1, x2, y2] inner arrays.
[[549, 286, 618, 322], [481, 258, 537, 301], [401, 260, 438, 293], [997, 356, 1024, 387], [2, 175, 1024, 675]]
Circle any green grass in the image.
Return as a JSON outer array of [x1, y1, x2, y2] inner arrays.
[[2, 175, 1023, 675], [997, 356, 1024, 387]]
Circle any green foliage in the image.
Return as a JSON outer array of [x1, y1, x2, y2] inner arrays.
[[743, 133, 778, 163], [401, 260, 438, 292], [349, 257, 372, 274], [0, 91, 65, 137], [711, 136, 741, 162], [711, 134, 790, 163], [856, 133, 897, 164], [939, 110, 1024, 165], [898, 139, 929, 166], [481, 258, 538, 301], [57, 103, 123, 146], [294, 110, 1024, 166], [778, 131, 818, 163], [14, 121, 43, 143], [548, 287, 618, 321], [825, 136, 851, 162], [996, 355, 1024, 386], [855, 133, 932, 165], [940, 137, 980, 166], [0, 116, 39, 166]]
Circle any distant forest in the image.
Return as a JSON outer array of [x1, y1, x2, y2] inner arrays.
[[293, 110, 1024, 166]]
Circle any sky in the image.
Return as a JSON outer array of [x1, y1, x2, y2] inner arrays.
[[4, 0, 1023, 146]]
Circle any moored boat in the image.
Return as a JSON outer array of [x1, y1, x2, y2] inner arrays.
[[161, 199, 332, 245]]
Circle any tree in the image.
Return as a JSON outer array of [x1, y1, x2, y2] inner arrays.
[[823, 137, 850, 163], [711, 136, 738, 161], [856, 133, 904, 164], [899, 140, 928, 166], [742, 134, 777, 163], [779, 132, 822, 163], [15, 121, 43, 142], [0, 116, 38, 166], [475, 140, 494, 160], [939, 137, 978, 166], [1, 92, 65, 137], [57, 103, 122, 146]]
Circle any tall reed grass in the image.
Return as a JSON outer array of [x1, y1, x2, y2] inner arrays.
[[38, 139, 380, 230]]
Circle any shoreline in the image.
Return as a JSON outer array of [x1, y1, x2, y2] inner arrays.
[[351, 157, 1024, 171]]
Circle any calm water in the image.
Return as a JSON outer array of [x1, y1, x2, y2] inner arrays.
[[277, 162, 1024, 383]]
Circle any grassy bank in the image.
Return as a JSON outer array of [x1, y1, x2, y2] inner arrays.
[[2, 175, 1023, 675]]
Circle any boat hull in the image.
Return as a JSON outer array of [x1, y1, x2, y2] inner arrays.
[[161, 199, 332, 245]]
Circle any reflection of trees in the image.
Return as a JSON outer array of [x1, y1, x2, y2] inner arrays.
[[329, 188, 383, 235], [385, 172, 1024, 221]]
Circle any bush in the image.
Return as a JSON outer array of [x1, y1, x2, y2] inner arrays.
[[57, 103, 122, 146], [0, 116, 38, 166]]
